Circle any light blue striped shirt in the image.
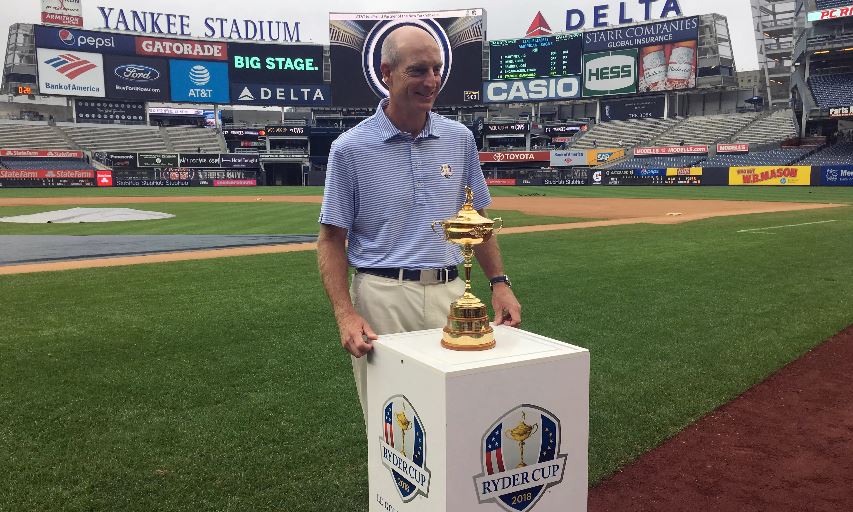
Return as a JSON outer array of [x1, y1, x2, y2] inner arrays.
[[319, 99, 491, 269]]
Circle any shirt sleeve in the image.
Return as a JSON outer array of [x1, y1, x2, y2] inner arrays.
[[465, 130, 492, 211], [318, 139, 355, 230]]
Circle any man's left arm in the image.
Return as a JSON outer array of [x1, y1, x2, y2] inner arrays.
[[473, 214, 521, 327]]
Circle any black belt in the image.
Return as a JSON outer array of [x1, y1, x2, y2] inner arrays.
[[357, 266, 458, 284]]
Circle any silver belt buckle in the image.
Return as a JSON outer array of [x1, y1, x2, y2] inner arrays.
[[419, 269, 438, 285]]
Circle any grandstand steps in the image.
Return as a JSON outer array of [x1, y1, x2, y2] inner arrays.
[[648, 117, 689, 145], [655, 112, 761, 146], [161, 126, 176, 153], [163, 126, 226, 154], [53, 125, 80, 151], [727, 109, 773, 143], [730, 109, 797, 146], [60, 124, 170, 153], [0, 121, 74, 150]]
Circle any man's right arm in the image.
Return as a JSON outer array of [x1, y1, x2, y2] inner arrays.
[[317, 223, 377, 357]]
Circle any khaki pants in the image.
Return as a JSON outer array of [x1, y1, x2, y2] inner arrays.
[[349, 271, 465, 425]]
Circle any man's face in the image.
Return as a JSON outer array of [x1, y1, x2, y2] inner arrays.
[[382, 33, 443, 114]]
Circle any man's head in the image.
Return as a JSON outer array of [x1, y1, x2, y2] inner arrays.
[[380, 26, 443, 118]]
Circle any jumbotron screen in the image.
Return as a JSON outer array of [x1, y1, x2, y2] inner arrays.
[[489, 33, 583, 81]]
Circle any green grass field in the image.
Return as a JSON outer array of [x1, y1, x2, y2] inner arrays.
[[1, 186, 852, 511]]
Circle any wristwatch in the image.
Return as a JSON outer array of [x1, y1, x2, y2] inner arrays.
[[489, 275, 512, 290]]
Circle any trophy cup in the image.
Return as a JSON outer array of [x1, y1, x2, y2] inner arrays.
[[431, 186, 502, 351], [505, 411, 539, 468], [396, 404, 412, 457]]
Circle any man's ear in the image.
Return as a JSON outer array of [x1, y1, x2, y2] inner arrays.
[[380, 62, 391, 85]]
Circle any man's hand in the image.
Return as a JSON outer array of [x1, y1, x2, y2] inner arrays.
[[337, 311, 378, 358], [491, 284, 521, 327]]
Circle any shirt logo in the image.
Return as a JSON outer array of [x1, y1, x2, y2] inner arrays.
[[380, 395, 431, 503], [440, 163, 453, 178], [474, 404, 568, 512]]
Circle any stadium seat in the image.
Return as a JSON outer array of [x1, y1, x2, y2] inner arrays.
[[734, 109, 797, 145], [700, 147, 813, 167], [164, 126, 226, 153], [807, 73, 853, 108], [0, 122, 74, 150], [572, 118, 680, 150], [815, 0, 850, 9], [654, 112, 760, 146], [0, 158, 95, 170], [798, 142, 853, 165]]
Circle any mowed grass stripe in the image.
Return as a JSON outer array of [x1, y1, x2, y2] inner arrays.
[[1, 205, 852, 511], [0, 203, 586, 235]]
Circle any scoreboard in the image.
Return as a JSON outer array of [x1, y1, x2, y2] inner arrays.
[[489, 33, 583, 80]]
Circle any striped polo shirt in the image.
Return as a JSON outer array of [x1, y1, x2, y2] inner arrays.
[[319, 99, 491, 269]]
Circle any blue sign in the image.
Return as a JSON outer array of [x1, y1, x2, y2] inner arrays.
[[34, 25, 136, 55], [567, 0, 683, 30], [635, 168, 665, 176], [229, 83, 330, 106], [169, 60, 229, 103], [821, 166, 853, 186], [103, 54, 170, 101], [583, 16, 699, 52]]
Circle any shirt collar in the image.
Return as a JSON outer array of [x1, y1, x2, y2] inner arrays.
[[374, 98, 441, 141]]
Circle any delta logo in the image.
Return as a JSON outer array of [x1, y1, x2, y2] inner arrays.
[[45, 53, 97, 80]]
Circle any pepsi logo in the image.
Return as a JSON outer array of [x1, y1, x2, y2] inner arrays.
[[59, 29, 74, 45]]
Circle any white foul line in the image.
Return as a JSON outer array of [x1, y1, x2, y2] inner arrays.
[[737, 220, 838, 233]]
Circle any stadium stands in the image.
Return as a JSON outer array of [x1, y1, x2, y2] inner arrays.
[[700, 147, 813, 167], [807, 73, 853, 108], [61, 125, 170, 153], [654, 112, 761, 146], [798, 141, 853, 165], [572, 118, 680, 150], [732, 109, 797, 145], [0, 122, 72, 150], [815, 0, 850, 9], [164, 126, 226, 153], [0, 158, 95, 170]]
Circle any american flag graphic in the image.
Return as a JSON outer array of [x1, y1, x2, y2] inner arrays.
[[485, 422, 506, 474], [44, 54, 97, 80], [383, 402, 395, 447]]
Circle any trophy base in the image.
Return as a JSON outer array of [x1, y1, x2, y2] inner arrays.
[[441, 329, 496, 351]]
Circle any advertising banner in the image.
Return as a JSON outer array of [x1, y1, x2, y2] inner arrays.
[[41, 0, 83, 27], [829, 105, 853, 118], [96, 170, 113, 187], [329, 9, 485, 107], [592, 168, 699, 185], [666, 167, 703, 176], [0, 149, 83, 158], [543, 125, 583, 136], [0, 170, 94, 179], [103, 54, 170, 100], [221, 153, 260, 168], [34, 25, 136, 54], [587, 148, 625, 165], [717, 143, 750, 154], [634, 145, 708, 156], [0, 178, 94, 188], [74, 99, 146, 124], [489, 33, 583, 80], [265, 126, 309, 136], [136, 37, 228, 61], [729, 166, 812, 186], [600, 95, 665, 121], [807, 6, 853, 22], [137, 153, 180, 167], [37, 48, 106, 98], [484, 123, 529, 136], [230, 83, 331, 106], [102, 152, 138, 168], [820, 166, 853, 186], [483, 76, 581, 103], [582, 49, 637, 97], [550, 150, 588, 167], [485, 178, 518, 186], [583, 16, 700, 52], [228, 42, 323, 84], [169, 59, 229, 103], [179, 154, 221, 168], [214, 179, 257, 187], [638, 41, 696, 92], [479, 151, 550, 163]]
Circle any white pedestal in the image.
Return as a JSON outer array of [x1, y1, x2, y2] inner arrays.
[[366, 325, 589, 512]]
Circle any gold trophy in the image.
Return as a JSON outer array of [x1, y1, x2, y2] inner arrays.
[[505, 411, 539, 468], [396, 404, 412, 457], [432, 186, 502, 351]]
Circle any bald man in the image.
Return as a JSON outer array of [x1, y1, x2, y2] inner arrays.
[[318, 26, 521, 420]]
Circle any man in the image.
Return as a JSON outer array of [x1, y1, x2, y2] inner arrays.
[[317, 26, 521, 419]]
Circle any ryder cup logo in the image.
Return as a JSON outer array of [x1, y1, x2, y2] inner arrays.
[[474, 405, 568, 512], [380, 395, 431, 502], [362, 19, 452, 99]]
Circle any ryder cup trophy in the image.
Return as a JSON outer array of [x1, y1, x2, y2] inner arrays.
[[431, 187, 502, 351]]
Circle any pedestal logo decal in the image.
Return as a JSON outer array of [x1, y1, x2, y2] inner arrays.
[[380, 395, 431, 502], [474, 404, 567, 512]]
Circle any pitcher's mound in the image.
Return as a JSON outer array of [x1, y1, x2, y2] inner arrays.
[[0, 207, 175, 224]]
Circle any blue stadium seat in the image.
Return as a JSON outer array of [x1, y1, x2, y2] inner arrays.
[[807, 73, 853, 108], [700, 148, 813, 167], [798, 142, 853, 165], [815, 0, 850, 9]]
